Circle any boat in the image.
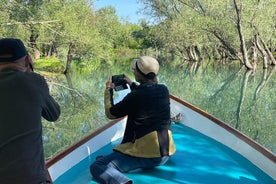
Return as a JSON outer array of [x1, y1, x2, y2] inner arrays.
[[46, 94, 276, 184]]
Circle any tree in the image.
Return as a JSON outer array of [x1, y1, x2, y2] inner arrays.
[[0, 0, 45, 59], [37, 0, 106, 74], [139, 0, 276, 69], [233, 0, 253, 70], [0, 0, 129, 73]]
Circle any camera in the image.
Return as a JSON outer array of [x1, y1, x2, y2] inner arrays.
[[112, 74, 128, 91]]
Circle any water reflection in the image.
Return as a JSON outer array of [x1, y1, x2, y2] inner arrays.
[[42, 63, 276, 160]]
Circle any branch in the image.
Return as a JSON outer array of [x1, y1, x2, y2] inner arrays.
[[47, 80, 84, 98], [260, 36, 276, 65], [0, 20, 60, 26]]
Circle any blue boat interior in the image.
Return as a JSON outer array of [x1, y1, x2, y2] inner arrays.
[[54, 123, 274, 184]]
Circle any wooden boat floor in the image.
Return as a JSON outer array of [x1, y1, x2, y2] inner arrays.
[[54, 124, 274, 184]]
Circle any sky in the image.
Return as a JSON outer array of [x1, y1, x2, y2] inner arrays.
[[94, 0, 148, 23]]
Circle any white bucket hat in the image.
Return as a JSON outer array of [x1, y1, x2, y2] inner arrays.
[[133, 56, 159, 79]]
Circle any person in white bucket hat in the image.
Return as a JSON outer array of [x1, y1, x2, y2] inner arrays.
[[133, 56, 159, 81], [90, 56, 176, 184]]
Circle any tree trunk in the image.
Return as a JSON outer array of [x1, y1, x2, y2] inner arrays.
[[254, 68, 268, 101], [190, 46, 198, 61], [47, 41, 58, 57], [260, 37, 276, 65], [251, 39, 258, 63], [254, 34, 268, 69], [29, 31, 40, 60], [194, 46, 202, 61], [212, 44, 220, 60], [233, 0, 253, 70], [254, 66, 276, 102], [65, 72, 78, 107], [64, 42, 75, 74], [218, 46, 227, 63], [186, 46, 199, 62], [236, 69, 252, 129]]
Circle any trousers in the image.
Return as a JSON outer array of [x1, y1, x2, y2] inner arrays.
[[90, 151, 169, 184]]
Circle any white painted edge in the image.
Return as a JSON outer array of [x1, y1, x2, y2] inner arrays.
[[170, 99, 276, 180]]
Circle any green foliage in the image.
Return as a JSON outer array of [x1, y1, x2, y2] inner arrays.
[[139, 0, 276, 65], [1, 0, 275, 69], [0, 0, 141, 70], [34, 57, 64, 73], [74, 57, 102, 74]]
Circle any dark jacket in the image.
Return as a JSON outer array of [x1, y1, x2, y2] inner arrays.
[[105, 82, 176, 158], [0, 69, 60, 184]]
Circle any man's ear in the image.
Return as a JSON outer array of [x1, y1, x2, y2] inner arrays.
[[24, 55, 34, 72]]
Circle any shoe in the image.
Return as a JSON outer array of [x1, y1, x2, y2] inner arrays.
[[96, 155, 104, 160], [171, 113, 182, 123]]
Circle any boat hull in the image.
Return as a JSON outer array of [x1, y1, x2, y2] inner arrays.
[[46, 95, 276, 183]]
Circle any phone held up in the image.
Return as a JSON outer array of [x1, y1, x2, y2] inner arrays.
[[112, 74, 128, 91]]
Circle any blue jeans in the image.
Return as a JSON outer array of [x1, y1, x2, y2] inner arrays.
[[90, 151, 169, 184]]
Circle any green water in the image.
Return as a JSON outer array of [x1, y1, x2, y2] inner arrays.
[[43, 62, 276, 160]]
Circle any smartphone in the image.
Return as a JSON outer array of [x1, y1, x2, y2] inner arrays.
[[112, 74, 128, 91]]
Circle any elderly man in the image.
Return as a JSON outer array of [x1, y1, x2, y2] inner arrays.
[[0, 38, 60, 184]]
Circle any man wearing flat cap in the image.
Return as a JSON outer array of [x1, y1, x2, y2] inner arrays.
[[90, 56, 176, 184], [0, 38, 60, 184]]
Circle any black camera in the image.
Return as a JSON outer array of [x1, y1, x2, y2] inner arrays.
[[112, 74, 128, 91]]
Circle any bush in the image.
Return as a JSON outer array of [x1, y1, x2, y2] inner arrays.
[[34, 57, 65, 73]]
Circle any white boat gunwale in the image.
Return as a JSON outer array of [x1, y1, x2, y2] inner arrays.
[[46, 117, 127, 182], [170, 95, 276, 163]]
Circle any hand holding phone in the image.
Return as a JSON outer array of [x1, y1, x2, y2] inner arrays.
[[112, 74, 128, 91]]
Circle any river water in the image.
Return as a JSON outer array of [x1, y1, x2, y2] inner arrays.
[[42, 61, 276, 159]]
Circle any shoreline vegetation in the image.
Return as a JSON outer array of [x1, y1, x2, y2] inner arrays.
[[1, 0, 275, 75]]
